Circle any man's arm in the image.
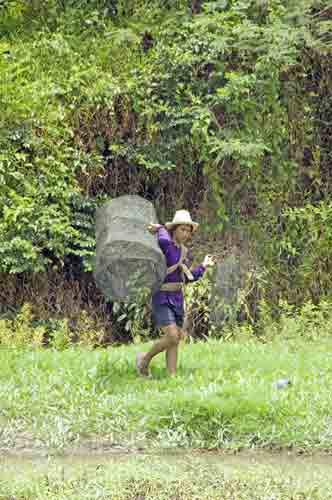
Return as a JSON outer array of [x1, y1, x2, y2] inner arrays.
[[157, 226, 172, 253], [184, 263, 205, 283], [184, 255, 215, 283]]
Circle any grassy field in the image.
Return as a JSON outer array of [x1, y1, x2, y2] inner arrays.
[[0, 338, 332, 454], [1, 451, 332, 499]]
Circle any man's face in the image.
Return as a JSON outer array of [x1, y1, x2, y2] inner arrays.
[[174, 224, 192, 243]]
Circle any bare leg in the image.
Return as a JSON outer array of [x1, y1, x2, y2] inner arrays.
[[165, 344, 178, 375], [166, 327, 184, 375], [138, 324, 180, 376]]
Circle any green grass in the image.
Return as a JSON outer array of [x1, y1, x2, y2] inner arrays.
[[0, 338, 332, 453], [0, 456, 332, 500], [1, 452, 332, 499]]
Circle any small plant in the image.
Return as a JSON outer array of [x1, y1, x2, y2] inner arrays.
[[0, 303, 45, 347], [113, 282, 152, 342], [48, 318, 72, 350], [72, 310, 104, 347], [184, 273, 213, 338]]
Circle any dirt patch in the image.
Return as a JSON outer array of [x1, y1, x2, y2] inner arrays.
[[0, 435, 135, 457], [2, 437, 332, 464]]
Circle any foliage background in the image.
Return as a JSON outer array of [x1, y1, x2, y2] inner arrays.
[[0, 0, 331, 341]]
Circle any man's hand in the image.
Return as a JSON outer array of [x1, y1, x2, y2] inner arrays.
[[147, 223, 162, 234], [202, 254, 215, 268]]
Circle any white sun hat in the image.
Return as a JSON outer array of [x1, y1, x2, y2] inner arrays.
[[165, 209, 199, 232]]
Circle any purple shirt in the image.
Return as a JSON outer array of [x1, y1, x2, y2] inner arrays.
[[152, 226, 205, 311]]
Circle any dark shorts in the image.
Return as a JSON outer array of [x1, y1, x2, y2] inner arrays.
[[152, 302, 184, 328]]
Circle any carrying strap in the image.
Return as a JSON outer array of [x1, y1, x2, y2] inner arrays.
[[166, 245, 194, 282], [159, 282, 183, 291]]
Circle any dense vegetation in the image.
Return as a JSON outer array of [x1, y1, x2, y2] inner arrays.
[[0, 0, 331, 341]]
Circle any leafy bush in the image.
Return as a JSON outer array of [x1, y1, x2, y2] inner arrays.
[[257, 298, 332, 341], [280, 202, 332, 300], [0, 304, 104, 348], [0, 0, 331, 337]]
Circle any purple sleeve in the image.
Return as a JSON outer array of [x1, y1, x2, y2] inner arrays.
[[185, 264, 205, 283], [157, 226, 172, 253]]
